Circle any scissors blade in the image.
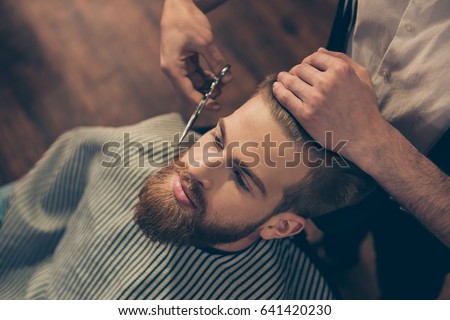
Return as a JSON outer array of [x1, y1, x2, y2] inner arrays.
[[178, 99, 206, 143], [178, 64, 231, 144]]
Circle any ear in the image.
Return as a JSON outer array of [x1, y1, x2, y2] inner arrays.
[[258, 213, 305, 240]]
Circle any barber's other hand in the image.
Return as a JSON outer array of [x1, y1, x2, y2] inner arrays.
[[273, 48, 390, 165], [160, 0, 232, 110]]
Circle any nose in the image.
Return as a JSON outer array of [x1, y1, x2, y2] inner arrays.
[[186, 146, 228, 191], [187, 161, 215, 190], [183, 137, 227, 190]]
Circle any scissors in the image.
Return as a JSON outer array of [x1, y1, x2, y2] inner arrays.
[[179, 64, 231, 144]]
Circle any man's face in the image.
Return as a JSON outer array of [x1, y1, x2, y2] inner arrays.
[[135, 95, 309, 248]]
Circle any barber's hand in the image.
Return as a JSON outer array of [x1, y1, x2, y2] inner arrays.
[[160, 0, 232, 110], [273, 48, 390, 165]]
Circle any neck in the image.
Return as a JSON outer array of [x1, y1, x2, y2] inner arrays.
[[212, 231, 260, 252]]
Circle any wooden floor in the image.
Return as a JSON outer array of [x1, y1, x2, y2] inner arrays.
[[4, 0, 444, 300]]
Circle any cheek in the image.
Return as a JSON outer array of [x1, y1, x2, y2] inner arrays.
[[205, 185, 272, 222], [206, 184, 241, 213]]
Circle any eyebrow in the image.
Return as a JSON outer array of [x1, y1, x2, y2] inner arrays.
[[218, 118, 267, 197]]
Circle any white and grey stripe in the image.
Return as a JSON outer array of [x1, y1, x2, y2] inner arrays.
[[0, 113, 333, 300]]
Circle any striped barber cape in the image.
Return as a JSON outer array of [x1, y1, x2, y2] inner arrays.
[[0, 113, 333, 300]]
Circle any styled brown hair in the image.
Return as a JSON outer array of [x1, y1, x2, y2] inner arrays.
[[257, 75, 375, 218]]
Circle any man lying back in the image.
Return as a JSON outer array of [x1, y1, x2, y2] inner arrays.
[[0, 76, 373, 299]]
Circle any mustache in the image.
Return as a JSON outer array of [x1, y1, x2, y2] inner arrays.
[[174, 161, 206, 211]]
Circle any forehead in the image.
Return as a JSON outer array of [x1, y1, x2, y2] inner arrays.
[[223, 95, 309, 193]]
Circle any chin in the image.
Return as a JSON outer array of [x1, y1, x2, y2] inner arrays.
[[133, 163, 201, 246]]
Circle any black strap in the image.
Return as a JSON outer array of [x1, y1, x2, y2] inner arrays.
[[327, 0, 357, 53]]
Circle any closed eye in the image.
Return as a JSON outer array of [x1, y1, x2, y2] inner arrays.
[[211, 131, 250, 192], [233, 169, 250, 192], [213, 133, 224, 149]]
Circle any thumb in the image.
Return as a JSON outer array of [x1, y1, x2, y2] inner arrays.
[[201, 43, 233, 83]]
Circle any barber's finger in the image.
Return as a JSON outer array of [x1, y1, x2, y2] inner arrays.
[[205, 99, 220, 110], [165, 64, 204, 106], [200, 69, 224, 109], [318, 47, 356, 65], [187, 70, 222, 110], [186, 60, 210, 90], [210, 87, 221, 99], [317, 47, 362, 71], [203, 82, 221, 109], [318, 48, 372, 83], [185, 55, 200, 75], [201, 43, 233, 83], [302, 51, 340, 71], [203, 69, 215, 79], [189, 72, 207, 90], [289, 63, 322, 87], [277, 71, 312, 101], [272, 81, 308, 121]]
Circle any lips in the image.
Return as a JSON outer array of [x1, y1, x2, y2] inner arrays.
[[172, 172, 196, 210]]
